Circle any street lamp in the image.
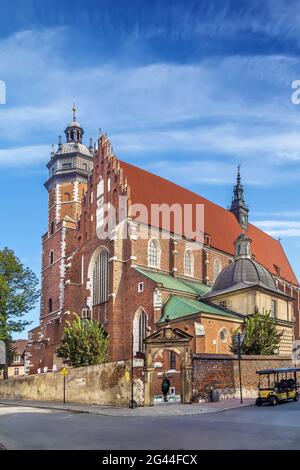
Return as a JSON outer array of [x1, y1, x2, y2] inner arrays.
[[234, 332, 245, 403], [82, 308, 91, 367]]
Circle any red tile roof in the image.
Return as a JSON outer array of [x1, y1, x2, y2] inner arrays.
[[120, 161, 298, 286]]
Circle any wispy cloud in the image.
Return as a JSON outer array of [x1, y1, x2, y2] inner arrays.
[[253, 220, 300, 238], [253, 211, 300, 218], [0, 27, 300, 190], [0, 145, 49, 167]]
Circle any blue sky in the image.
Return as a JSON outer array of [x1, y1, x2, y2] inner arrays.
[[0, 0, 300, 338]]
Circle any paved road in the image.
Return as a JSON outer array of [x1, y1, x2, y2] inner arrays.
[[0, 401, 300, 450]]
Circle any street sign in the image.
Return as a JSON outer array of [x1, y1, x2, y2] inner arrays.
[[125, 371, 130, 382], [0, 341, 6, 365], [61, 367, 68, 376]]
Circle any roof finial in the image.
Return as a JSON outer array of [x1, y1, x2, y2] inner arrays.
[[72, 102, 77, 122]]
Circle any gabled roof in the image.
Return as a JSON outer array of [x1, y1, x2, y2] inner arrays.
[[12, 339, 27, 355], [134, 266, 210, 296], [144, 325, 193, 344], [159, 295, 243, 323], [121, 161, 298, 286]]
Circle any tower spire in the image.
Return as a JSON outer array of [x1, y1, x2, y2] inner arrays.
[[64, 104, 83, 143], [230, 165, 249, 230], [72, 102, 77, 122], [237, 164, 241, 185]]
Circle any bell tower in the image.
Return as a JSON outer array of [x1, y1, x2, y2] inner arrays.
[[45, 105, 94, 232], [230, 165, 249, 231], [40, 107, 94, 331]]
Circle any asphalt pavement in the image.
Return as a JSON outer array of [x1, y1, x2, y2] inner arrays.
[[0, 400, 300, 450]]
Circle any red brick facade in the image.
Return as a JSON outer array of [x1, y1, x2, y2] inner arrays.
[[26, 119, 300, 374]]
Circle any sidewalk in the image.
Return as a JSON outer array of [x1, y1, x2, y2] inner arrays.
[[0, 398, 254, 417]]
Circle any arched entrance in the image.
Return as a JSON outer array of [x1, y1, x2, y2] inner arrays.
[[144, 325, 193, 406]]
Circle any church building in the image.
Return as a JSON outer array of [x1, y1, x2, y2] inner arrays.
[[26, 110, 300, 374]]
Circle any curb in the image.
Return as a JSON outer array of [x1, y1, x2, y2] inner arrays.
[[0, 401, 89, 415], [0, 400, 255, 417]]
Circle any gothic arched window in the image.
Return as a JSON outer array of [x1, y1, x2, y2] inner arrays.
[[92, 249, 109, 306], [148, 239, 160, 268], [48, 298, 53, 313], [133, 308, 148, 355], [184, 249, 194, 276], [213, 258, 223, 282]]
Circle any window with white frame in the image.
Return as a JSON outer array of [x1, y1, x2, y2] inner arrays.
[[14, 355, 21, 363], [14, 367, 19, 376], [138, 282, 144, 293], [184, 249, 194, 276], [213, 258, 223, 282], [219, 328, 229, 343], [93, 249, 109, 305], [148, 239, 160, 268]]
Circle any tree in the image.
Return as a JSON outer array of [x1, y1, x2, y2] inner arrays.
[[0, 247, 39, 378], [56, 315, 108, 368], [230, 310, 283, 355]]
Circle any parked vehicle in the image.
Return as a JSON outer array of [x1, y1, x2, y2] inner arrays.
[[256, 367, 300, 406]]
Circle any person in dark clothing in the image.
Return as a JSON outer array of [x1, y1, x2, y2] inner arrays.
[[161, 375, 170, 402]]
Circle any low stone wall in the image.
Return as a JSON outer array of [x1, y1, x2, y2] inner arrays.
[[192, 354, 293, 401], [0, 360, 144, 407]]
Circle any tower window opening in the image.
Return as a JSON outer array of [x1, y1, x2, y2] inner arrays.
[[49, 251, 54, 265], [63, 192, 71, 202]]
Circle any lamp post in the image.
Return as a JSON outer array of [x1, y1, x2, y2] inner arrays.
[[235, 332, 245, 404], [82, 310, 90, 368], [129, 333, 134, 409]]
